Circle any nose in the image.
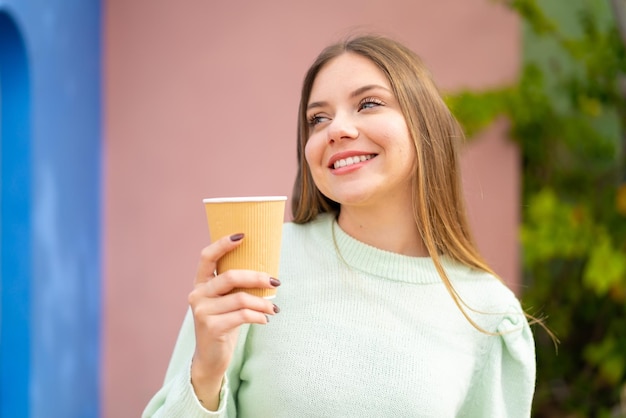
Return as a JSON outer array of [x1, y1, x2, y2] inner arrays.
[[327, 112, 358, 144]]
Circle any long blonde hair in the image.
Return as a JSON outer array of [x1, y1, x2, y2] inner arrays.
[[291, 34, 510, 332]]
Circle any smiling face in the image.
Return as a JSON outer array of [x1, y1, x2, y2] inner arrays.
[[304, 52, 416, 210]]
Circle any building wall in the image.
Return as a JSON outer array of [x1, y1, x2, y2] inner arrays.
[[0, 8, 32, 417], [0, 1, 102, 417], [104, 1, 521, 416]]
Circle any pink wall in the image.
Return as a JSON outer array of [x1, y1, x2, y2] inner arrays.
[[104, 1, 520, 416]]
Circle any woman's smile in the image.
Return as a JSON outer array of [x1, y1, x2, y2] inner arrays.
[[328, 151, 377, 172]]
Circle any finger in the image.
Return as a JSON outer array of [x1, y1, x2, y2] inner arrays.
[[195, 233, 245, 285], [190, 289, 277, 317], [204, 308, 270, 333], [205, 270, 280, 297]]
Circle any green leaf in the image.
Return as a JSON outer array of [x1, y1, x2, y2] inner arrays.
[[583, 232, 626, 296]]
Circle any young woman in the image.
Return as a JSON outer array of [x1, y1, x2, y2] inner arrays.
[[143, 35, 536, 417]]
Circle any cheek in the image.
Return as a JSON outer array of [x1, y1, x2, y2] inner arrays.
[[399, 136, 417, 168], [390, 122, 414, 156], [304, 134, 323, 169], [385, 123, 416, 171]]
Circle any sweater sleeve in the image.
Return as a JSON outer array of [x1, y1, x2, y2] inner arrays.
[[459, 305, 537, 418], [142, 309, 245, 418]]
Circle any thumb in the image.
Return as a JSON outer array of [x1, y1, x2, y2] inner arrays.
[[194, 233, 244, 285]]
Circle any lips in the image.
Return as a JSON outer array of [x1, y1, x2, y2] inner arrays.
[[329, 153, 377, 169]]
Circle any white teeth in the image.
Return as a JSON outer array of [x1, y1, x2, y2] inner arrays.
[[333, 154, 374, 169]]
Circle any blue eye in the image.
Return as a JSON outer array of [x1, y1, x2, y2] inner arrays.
[[358, 97, 385, 111], [308, 114, 329, 126]]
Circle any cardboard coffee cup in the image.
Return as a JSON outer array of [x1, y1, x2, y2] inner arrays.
[[203, 196, 287, 299]]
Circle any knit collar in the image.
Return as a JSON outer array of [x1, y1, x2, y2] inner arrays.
[[312, 213, 469, 285]]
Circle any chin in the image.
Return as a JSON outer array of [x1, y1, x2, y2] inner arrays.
[[328, 191, 376, 207]]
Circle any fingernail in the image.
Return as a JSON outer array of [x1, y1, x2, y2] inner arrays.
[[265, 315, 270, 323], [273, 304, 280, 314], [269, 277, 281, 287], [230, 233, 244, 242]]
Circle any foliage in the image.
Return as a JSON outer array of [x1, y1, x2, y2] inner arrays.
[[447, 0, 626, 416]]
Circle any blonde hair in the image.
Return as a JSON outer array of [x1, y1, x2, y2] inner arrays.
[[291, 34, 506, 332]]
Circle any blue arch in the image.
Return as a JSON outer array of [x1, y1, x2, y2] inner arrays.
[[0, 9, 32, 418]]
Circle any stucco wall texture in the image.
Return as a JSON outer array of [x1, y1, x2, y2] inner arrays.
[[104, 1, 520, 416]]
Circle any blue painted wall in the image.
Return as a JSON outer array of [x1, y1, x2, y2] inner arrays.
[[0, 9, 32, 417], [0, 1, 102, 417]]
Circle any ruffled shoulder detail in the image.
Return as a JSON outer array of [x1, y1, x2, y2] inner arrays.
[[459, 302, 537, 418], [496, 303, 536, 365]]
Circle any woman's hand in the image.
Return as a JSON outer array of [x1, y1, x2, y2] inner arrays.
[[188, 233, 280, 410]]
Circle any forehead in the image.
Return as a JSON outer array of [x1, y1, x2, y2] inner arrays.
[[308, 52, 391, 100]]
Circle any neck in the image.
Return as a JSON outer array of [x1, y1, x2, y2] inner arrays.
[[337, 201, 428, 257]]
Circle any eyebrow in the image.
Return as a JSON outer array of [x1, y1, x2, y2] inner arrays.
[[306, 84, 391, 111]]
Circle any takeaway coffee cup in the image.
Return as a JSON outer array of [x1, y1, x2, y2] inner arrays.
[[203, 196, 287, 299]]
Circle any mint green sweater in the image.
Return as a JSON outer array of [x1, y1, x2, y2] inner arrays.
[[143, 213, 536, 417]]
